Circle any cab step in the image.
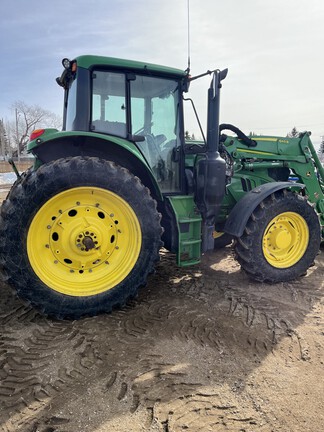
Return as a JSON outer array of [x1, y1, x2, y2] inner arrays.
[[167, 196, 202, 267]]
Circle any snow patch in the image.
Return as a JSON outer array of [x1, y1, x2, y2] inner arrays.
[[0, 172, 17, 185]]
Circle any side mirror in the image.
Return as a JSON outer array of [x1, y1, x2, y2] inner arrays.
[[219, 68, 228, 81], [210, 68, 228, 98]]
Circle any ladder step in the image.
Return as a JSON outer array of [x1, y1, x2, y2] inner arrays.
[[180, 258, 201, 266], [180, 239, 202, 246], [166, 196, 202, 268], [179, 217, 202, 224]]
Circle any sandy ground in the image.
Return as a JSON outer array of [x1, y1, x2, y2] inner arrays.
[[0, 184, 323, 432]]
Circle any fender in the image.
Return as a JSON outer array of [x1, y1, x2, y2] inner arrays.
[[224, 182, 305, 237], [27, 129, 163, 201]]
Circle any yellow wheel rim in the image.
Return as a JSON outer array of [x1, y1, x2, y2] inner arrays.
[[27, 187, 142, 296], [262, 211, 309, 268], [213, 231, 224, 239]]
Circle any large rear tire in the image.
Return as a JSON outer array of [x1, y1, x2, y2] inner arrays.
[[234, 190, 321, 283], [0, 157, 162, 319]]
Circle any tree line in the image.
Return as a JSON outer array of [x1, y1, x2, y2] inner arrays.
[[0, 101, 61, 159]]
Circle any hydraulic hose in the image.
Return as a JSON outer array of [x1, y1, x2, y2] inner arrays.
[[220, 124, 257, 147]]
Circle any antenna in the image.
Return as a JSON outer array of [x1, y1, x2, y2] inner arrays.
[[186, 0, 191, 73]]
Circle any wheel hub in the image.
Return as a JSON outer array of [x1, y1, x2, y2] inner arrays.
[[267, 224, 292, 250], [82, 236, 96, 250], [49, 204, 119, 273], [76, 232, 98, 251]]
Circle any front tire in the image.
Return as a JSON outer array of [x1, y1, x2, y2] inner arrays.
[[234, 190, 321, 282], [0, 157, 162, 319]]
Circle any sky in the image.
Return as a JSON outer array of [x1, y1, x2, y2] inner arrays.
[[1, 0, 324, 148]]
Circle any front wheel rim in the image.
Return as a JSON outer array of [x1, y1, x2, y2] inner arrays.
[[27, 187, 142, 296], [213, 231, 224, 239], [262, 211, 309, 268]]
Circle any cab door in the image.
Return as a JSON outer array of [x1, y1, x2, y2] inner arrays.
[[130, 74, 182, 193]]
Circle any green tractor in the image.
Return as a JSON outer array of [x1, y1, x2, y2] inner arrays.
[[0, 55, 321, 319]]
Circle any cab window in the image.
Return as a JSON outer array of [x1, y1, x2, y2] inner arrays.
[[91, 71, 127, 137]]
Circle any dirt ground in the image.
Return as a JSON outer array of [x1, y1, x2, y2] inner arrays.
[[0, 184, 323, 432]]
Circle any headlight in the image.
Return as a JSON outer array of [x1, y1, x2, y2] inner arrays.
[[62, 58, 71, 69]]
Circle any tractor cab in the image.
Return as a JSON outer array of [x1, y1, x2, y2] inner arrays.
[[57, 56, 188, 194]]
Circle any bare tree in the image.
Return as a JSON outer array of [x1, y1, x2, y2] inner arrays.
[[9, 101, 62, 156], [0, 119, 7, 158]]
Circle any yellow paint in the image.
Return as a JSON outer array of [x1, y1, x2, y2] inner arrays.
[[251, 137, 276, 142], [262, 211, 308, 268], [27, 187, 142, 296], [212, 230, 224, 239], [237, 148, 275, 156]]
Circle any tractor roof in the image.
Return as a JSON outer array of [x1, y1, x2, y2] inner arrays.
[[75, 55, 187, 78]]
